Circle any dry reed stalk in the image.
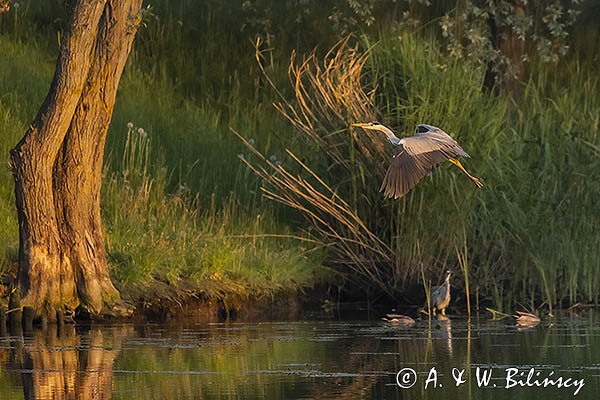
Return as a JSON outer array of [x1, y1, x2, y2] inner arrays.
[[241, 38, 408, 295]]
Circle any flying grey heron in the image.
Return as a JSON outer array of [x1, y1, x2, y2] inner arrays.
[[351, 122, 483, 199], [427, 270, 452, 317]]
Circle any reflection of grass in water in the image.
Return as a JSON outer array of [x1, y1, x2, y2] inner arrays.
[[112, 326, 330, 399], [106, 318, 600, 399], [1, 318, 599, 399]]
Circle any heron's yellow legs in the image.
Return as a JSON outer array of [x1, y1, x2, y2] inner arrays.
[[448, 158, 483, 188]]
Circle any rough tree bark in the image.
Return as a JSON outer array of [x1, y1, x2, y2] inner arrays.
[[10, 0, 143, 319]]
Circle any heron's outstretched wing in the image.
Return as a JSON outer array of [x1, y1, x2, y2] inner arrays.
[[380, 148, 430, 199], [380, 133, 468, 199], [405, 128, 470, 158]]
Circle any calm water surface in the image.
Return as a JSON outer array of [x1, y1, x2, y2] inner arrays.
[[0, 313, 598, 399]]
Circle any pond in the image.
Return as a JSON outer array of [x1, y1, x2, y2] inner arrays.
[[0, 312, 598, 399]]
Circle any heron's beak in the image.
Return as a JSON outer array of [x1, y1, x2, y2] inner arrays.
[[351, 123, 370, 129]]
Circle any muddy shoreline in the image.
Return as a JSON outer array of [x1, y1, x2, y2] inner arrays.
[[1, 277, 591, 327]]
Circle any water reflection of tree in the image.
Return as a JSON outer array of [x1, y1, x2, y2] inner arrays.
[[13, 325, 131, 400]]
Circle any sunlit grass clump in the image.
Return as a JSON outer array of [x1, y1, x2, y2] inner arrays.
[[102, 124, 324, 304]]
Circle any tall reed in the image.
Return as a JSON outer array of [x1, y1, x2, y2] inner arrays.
[[243, 35, 600, 309]]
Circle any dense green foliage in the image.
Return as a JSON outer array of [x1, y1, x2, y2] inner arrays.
[[0, 0, 598, 310], [0, 1, 327, 304], [240, 34, 599, 310]]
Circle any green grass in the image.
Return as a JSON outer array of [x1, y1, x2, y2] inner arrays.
[[0, 8, 325, 304], [1, 1, 599, 310], [242, 33, 600, 310], [103, 125, 324, 302]]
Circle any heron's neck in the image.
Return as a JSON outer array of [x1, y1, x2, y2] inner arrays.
[[379, 126, 401, 146], [388, 137, 402, 146]]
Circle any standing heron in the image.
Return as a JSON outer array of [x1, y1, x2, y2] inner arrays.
[[427, 270, 452, 317], [352, 122, 483, 199]]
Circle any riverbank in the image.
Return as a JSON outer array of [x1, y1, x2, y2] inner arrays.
[[0, 31, 328, 313], [1, 2, 599, 314]]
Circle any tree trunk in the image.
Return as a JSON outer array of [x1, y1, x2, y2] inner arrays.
[[484, 0, 526, 97], [54, 0, 143, 316], [10, 0, 142, 319], [15, 325, 131, 400], [497, 0, 526, 97]]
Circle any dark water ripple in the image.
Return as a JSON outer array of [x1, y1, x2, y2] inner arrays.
[[0, 312, 598, 399]]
